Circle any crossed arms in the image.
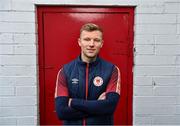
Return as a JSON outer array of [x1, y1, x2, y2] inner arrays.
[[55, 66, 121, 120]]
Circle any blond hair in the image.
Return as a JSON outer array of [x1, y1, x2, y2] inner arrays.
[[80, 23, 103, 36]]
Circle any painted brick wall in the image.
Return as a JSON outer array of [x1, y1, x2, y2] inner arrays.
[[134, 0, 180, 125], [0, 0, 180, 125], [0, 0, 37, 125]]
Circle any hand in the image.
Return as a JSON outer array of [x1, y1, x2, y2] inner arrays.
[[68, 98, 72, 107], [98, 92, 106, 100]]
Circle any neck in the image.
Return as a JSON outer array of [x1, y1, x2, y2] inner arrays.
[[81, 54, 97, 63]]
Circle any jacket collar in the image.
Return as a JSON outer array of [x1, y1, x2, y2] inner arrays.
[[77, 55, 100, 66]]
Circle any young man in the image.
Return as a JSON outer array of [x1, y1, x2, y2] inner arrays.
[[55, 23, 121, 125]]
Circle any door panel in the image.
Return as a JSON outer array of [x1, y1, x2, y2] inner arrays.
[[37, 6, 134, 125]]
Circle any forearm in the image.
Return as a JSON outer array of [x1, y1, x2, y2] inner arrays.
[[70, 92, 120, 115], [55, 96, 88, 120]]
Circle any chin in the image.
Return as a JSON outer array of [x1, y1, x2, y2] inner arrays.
[[87, 55, 96, 58], [86, 54, 97, 58]]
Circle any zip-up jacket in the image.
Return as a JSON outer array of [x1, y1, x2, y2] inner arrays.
[[55, 56, 121, 125]]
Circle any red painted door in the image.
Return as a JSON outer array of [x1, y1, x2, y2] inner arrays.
[[37, 6, 134, 125]]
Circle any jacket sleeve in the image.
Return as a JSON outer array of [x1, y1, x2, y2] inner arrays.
[[55, 68, 88, 120], [70, 66, 121, 115]]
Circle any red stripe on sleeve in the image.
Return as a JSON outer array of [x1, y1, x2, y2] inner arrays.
[[55, 68, 69, 97], [106, 66, 121, 95]]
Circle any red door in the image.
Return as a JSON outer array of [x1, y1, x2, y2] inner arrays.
[[37, 6, 134, 125]]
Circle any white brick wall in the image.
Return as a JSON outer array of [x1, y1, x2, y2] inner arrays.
[[0, 22, 35, 33], [0, 12, 35, 22], [134, 0, 180, 125], [0, 0, 180, 125], [136, 24, 177, 34], [155, 35, 180, 44], [0, 0, 37, 125]]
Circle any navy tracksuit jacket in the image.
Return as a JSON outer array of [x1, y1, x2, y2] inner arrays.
[[55, 56, 120, 125]]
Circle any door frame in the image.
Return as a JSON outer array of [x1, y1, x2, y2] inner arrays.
[[37, 5, 134, 125]]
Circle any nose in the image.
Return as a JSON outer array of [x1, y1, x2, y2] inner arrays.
[[89, 39, 94, 46]]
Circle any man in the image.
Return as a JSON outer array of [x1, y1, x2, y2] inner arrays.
[[55, 23, 121, 125]]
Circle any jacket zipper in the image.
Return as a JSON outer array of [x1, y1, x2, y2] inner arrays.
[[83, 63, 89, 126]]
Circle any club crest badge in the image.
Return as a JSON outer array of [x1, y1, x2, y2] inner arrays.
[[93, 76, 103, 87]]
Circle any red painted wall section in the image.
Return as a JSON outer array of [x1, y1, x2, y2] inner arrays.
[[37, 6, 134, 125]]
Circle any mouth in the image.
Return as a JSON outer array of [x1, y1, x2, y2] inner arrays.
[[87, 49, 96, 53]]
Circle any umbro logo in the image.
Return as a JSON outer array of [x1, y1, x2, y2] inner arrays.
[[72, 78, 79, 84]]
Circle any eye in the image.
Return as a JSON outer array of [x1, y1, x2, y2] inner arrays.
[[94, 38, 101, 42], [83, 38, 91, 41]]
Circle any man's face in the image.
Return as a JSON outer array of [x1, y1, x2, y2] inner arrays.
[[78, 30, 103, 60]]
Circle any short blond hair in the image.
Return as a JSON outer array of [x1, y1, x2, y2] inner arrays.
[[80, 23, 103, 36]]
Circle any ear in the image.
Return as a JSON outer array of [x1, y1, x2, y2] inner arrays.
[[100, 40, 104, 48], [78, 38, 81, 46]]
